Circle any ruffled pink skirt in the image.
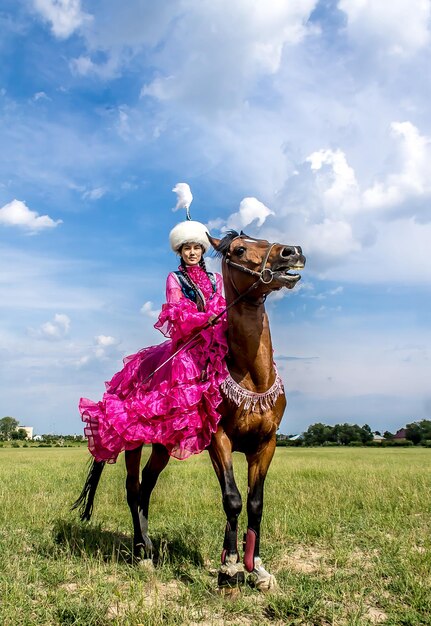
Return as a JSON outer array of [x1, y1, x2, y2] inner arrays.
[[80, 324, 228, 462]]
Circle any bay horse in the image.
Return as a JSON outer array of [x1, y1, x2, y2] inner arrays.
[[73, 231, 305, 591]]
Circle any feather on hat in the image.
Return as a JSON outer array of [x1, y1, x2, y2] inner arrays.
[[170, 183, 210, 252]]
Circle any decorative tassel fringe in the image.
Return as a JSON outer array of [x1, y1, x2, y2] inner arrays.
[[221, 369, 284, 411]]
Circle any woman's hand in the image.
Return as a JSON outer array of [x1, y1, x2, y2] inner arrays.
[[207, 314, 218, 326]]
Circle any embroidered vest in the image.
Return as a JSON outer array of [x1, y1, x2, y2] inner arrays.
[[174, 271, 217, 305]]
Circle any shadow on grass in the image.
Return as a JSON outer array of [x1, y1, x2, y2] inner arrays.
[[51, 519, 204, 568]]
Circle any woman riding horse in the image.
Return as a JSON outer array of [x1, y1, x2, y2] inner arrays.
[[75, 196, 305, 591]]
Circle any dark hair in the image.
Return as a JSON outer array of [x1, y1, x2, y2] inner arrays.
[[213, 230, 240, 258], [179, 258, 205, 311]]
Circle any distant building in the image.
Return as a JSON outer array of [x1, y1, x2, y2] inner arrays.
[[288, 434, 303, 441], [17, 426, 33, 440], [394, 428, 407, 440], [372, 433, 385, 442]]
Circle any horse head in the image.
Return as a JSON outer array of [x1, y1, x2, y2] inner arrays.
[[208, 230, 306, 300]]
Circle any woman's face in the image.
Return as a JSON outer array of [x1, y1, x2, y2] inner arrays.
[[181, 243, 203, 266]]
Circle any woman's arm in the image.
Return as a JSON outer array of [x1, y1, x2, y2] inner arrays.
[[154, 272, 213, 340]]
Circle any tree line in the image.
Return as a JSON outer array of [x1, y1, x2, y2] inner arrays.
[[2, 415, 431, 447], [278, 419, 431, 447], [0, 417, 85, 443]]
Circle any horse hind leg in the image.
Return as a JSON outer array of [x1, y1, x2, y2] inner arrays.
[[125, 446, 149, 560], [125, 443, 170, 562]]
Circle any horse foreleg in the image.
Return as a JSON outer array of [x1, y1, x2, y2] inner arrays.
[[208, 427, 245, 588], [245, 437, 277, 591]]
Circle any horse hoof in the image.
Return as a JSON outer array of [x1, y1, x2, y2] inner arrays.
[[217, 585, 241, 597], [248, 558, 277, 592], [217, 569, 245, 589], [218, 553, 245, 588], [138, 558, 155, 571], [252, 573, 277, 592], [133, 542, 153, 562]]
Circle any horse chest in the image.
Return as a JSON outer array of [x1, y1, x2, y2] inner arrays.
[[221, 395, 286, 451]]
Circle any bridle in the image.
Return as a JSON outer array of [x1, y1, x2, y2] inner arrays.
[[224, 237, 278, 303]]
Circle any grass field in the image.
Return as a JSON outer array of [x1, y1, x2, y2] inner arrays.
[[0, 446, 430, 626]]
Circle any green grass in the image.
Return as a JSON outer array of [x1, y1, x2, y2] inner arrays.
[[0, 447, 430, 625]]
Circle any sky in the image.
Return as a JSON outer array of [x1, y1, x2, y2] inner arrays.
[[1, 0, 430, 436]]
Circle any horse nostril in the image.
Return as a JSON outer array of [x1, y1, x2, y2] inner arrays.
[[281, 246, 295, 258]]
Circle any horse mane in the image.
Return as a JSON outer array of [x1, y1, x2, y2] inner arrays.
[[214, 230, 253, 258]]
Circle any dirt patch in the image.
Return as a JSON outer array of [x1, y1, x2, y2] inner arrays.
[[276, 546, 333, 575], [345, 547, 376, 572], [59, 582, 79, 593], [107, 579, 184, 620], [364, 605, 388, 624], [412, 545, 426, 554]]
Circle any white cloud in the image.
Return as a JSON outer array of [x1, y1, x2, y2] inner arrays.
[[304, 121, 431, 225], [69, 54, 121, 79], [363, 122, 431, 211], [138, 1, 318, 112], [306, 149, 359, 217], [339, 0, 431, 56], [140, 301, 159, 319], [0, 199, 62, 233], [33, 91, 50, 102], [82, 187, 106, 200], [271, 120, 431, 275], [77, 334, 121, 367], [69, 55, 95, 75], [30, 313, 71, 340], [95, 334, 117, 347], [209, 197, 274, 232], [319, 217, 431, 285], [33, 0, 92, 39], [306, 218, 360, 259]]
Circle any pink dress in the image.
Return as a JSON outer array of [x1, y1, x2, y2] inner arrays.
[[79, 266, 229, 462]]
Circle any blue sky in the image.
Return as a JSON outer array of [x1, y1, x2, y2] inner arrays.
[[1, 0, 430, 436]]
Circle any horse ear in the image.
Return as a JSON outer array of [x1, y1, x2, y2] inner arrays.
[[207, 233, 221, 250]]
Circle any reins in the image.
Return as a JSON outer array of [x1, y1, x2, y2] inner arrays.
[[225, 240, 277, 299], [142, 238, 277, 384]]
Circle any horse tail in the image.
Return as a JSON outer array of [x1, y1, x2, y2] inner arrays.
[[71, 459, 106, 521]]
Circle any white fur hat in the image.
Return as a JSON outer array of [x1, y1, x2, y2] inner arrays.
[[169, 220, 210, 253]]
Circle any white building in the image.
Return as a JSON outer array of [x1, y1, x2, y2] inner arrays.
[[19, 426, 33, 439]]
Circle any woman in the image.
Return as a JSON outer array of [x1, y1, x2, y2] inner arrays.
[[79, 219, 228, 462]]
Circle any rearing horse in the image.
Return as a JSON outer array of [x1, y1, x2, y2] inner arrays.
[[73, 231, 305, 591]]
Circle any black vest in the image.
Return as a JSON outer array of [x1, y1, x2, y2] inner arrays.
[[174, 271, 217, 305]]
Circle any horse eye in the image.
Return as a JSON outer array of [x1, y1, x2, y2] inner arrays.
[[234, 246, 246, 256]]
